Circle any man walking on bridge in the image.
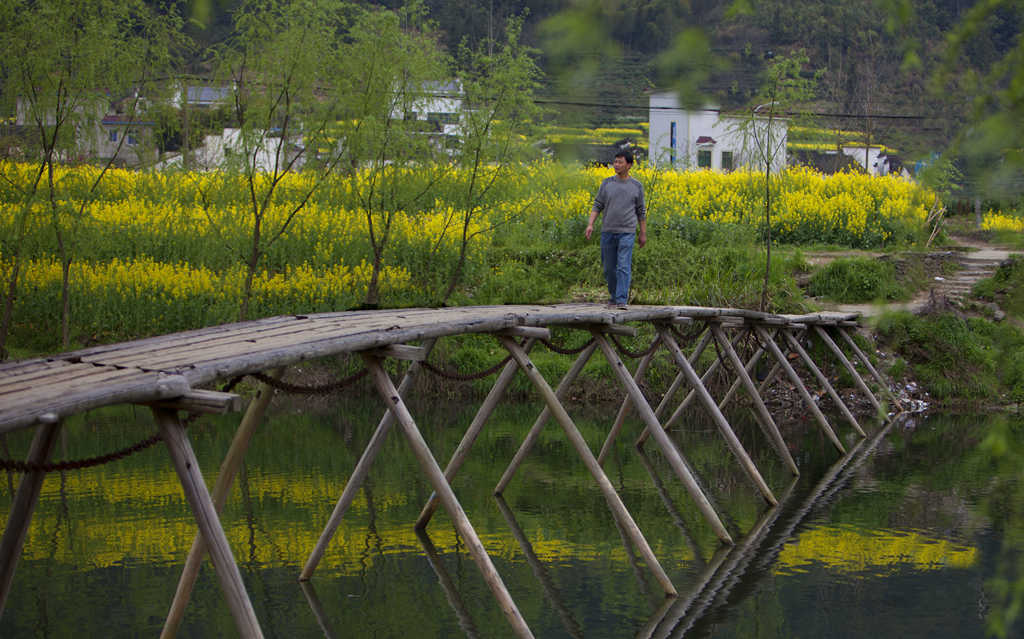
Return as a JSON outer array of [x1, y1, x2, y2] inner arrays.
[[585, 149, 647, 309]]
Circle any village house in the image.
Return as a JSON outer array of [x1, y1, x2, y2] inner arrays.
[[648, 90, 788, 173]]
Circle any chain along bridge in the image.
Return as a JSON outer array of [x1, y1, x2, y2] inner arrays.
[[0, 303, 904, 638]]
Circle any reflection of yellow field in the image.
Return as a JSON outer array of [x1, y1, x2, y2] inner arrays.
[[18, 469, 667, 574], [775, 524, 978, 575], [17, 471, 976, 577]]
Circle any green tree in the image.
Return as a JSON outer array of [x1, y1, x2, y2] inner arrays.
[[336, 3, 450, 307], [0, 0, 181, 357], [438, 16, 543, 303], [199, 0, 362, 319]]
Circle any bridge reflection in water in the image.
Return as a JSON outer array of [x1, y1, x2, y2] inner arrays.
[[0, 303, 903, 638]]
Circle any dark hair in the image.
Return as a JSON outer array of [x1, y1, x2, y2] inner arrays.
[[615, 149, 634, 165]]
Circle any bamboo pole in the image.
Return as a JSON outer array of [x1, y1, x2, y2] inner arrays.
[[752, 326, 846, 454], [590, 332, 736, 541], [499, 336, 680, 593], [654, 327, 777, 506], [301, 339, 436, 581], [635, 329, 714, 447], [162, 370, 282, 639], [782, 330, 866, 437], [151, 407, 263, 639], [362, 355, 534, 638], [813, 325, 883, 415], [597, 334, 661, 465], [416, 338, 536, 529], [836, 326, 902, 410], [710, 324, 799, 475], [0, 420, 61, 618], [494, 341, 598, 495]]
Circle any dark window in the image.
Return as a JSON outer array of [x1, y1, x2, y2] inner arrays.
[[669, 121, 676, 164], [697, 149, 711, 168], [126, 130, 138, 146], [108, 130, 118, 142], [721, 151, 733, 172]]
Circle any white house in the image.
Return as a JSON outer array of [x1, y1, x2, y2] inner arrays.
[[392, 80, 463, 137], [648, 90, 788, 173]]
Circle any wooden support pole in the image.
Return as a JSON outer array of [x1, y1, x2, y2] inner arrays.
[[710, 324, 799, 476], [415, 338, 537, 529], [161, 370, 281, 639], [299, 581, 337, 639], [782, 330, 866, 438], [753, 326, 846, 455], [494, 341, 599, 495], [597, 333, 660, 465], [655, 327, 778, 506], [837, 326, 902, 411], [812, 325, 883, 416], [494, 495, 584, 639], [151, 407, 263, 639], [498, 336, 680, 593], [0, 421, 61, 619], [635, 328, 713, 447], [590, 332, 736, 543], [362, 355, 535, 638], [641, 328, 746, 443], [416, 529, 484, 639], [301, 339, 436, 581]]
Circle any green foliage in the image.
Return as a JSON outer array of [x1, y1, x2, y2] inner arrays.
[[807, 257, 903, 303], [876, 311, 1024, 403], [973, 255, 1024, 317]]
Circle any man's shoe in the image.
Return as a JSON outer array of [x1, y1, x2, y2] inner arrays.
[[616, 303, 629, 310]]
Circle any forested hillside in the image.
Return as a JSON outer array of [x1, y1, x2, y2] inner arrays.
[[175, 0, 1017, 162]]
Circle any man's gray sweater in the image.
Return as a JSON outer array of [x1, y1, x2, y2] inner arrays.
[[593, 176, 645, 233]]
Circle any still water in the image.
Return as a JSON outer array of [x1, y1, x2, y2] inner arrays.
[[0, 394, 1021, 638]]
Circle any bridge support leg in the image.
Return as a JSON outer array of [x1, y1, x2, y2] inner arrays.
[[494, 341, 598, 495], [362, 354, 535, 638], [837, 326, 903, 412], [591, 330, 736, 542], [654, 326, 777, 506], [635, 328, 714, 447], [499, 336, 680, 594], [753, 326, 846, 454], [597, 334, 662, 466], [782, 330, 866, 438], [638, 328, 744, 446], [706, 333, 796, 472], [710, 324, 800, 475], [161, 370, 281, 639], [813, 325, 884, 417], [416, 338, 537, 529], [0, 420, 61, 620], [152, 407, 263, 639], [493, 495, 585, 639], [301, 338, 436, 581]]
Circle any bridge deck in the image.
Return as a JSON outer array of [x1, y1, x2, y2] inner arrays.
[[0, 304, 859, 434]]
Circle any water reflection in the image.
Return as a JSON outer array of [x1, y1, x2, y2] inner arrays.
[[0, 403, 1020, 638]]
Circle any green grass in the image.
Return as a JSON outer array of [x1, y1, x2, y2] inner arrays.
[[807, 257, 904, 303]]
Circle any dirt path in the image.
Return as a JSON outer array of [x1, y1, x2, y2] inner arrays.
[[814, 235, 1018, 318]]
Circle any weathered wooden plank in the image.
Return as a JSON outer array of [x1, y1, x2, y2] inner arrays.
[[148, 389, 244, 415], [0, 362, 145, 397], [0, 373, 189, 434]]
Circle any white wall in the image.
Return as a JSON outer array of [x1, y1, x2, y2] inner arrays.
[[648, 91, 788, 173]]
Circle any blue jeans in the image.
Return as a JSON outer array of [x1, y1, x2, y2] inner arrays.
[[600, 232, 635, 305]]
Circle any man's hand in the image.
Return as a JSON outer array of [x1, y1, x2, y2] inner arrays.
[[585, 223, 593, 240], [637, 230, 647, 248]]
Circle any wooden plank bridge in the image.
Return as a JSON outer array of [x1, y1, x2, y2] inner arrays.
[[0, 303, 901, 638]]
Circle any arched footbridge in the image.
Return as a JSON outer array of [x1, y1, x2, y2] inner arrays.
[[0, 303, 902, 638]]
